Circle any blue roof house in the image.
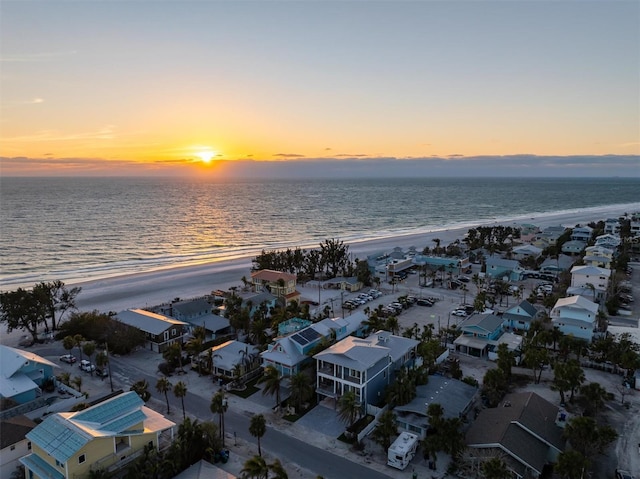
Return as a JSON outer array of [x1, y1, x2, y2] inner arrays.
[[0, 346, 57, 405]]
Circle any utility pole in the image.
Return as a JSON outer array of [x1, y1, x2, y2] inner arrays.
[[105, 340, 114, 393]]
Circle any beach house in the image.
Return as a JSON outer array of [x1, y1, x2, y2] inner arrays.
[[539, 254, 575, 275], [550, 295, 599, 342], [314, 331, 419, 411], [261, 313, 365, 376], [453, 313, 506, 358], [466, 392, 566, 478], [160, 298, 231, 341], [0, 345, 58, 405], [604, 218, 621, 235], [20, 391, 175, 479], [394, 376, 478, 439], [570, 225, 593, 243], [533, 225, 567, 249], [114, 309, 189, 353], [1, 415, 36, 478], [561, 240, 587, 256], [583, 245, 615, 269], [195, 340, 260, 380], [484, 257, 523, 282], [502, 300, 543, 332], [567, 265, 611, 303], [594, 234, 621, 250], [250, 269, 301, 305]]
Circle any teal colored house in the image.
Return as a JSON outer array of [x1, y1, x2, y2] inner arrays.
[[485, 257, 523, 281], [454, 314, 505, 357], [0, 345, 57, 405]]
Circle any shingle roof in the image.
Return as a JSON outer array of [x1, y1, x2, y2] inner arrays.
[[466, 391, 565, 474], [395, 376, 477, 418], [251, 269, 296, 282], [0, 415, 37, 449]]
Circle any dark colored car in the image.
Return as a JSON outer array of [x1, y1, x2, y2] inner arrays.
[[95, 368, 109, 378]]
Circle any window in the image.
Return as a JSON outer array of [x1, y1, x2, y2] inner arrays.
[[27, 441, 31, 450], [10, 445, 15, 451], [171, 328, 177, 336], [164, 331, 169, 341], [79, 454, 86, 464]]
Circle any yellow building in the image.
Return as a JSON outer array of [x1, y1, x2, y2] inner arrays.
[[21, 391, 174, 479]]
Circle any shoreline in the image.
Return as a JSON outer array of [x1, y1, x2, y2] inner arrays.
[[63, 204, 636, 315]]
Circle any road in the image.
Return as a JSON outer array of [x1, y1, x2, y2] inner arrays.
[[41, 344, 395, 479]]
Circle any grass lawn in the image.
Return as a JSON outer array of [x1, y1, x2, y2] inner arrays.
[[228, 376, 260, 399]]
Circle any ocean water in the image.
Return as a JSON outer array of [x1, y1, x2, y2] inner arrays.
[[1, 176, 639, 290]]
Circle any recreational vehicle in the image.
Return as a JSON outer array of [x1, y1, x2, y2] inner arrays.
[[387, 431, 419, 470]]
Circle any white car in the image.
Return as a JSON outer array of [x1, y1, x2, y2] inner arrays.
[[79, 360, 96, 372], [452, 310, 467, 317]]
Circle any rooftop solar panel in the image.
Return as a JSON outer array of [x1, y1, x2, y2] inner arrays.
[[291, 334, 308, 345], [299, 328, 321, 342]]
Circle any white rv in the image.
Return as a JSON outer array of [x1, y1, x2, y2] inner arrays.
[[387, 431, 419, 470]]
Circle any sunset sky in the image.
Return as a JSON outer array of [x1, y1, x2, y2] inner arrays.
[[1, 0, 639, 177]]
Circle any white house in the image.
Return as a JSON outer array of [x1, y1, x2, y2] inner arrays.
[[604, 218, 621, 235], [550, 296, 599, 342], [570, 226, 593, 242], [594, 234, 621, 249], [568, 265, 611, 303]]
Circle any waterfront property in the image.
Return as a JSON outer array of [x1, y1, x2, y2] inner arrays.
[[466, 392, 567, 479], [114, 309, 189, 353], [314, 331, 419, 411], [250, 269, 301, 305], [484, 257, 523, 281], [157, 298, 231, 341], [0, 345, 58, 405], [20, 391, 175, 479]]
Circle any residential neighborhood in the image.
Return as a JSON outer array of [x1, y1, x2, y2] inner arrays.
[[1, 215, 639, 479]]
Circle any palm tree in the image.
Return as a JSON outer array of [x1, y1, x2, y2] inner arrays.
[[371, 410, 398, 452], [74, 334, 85, 362], [62, 335, 75, 354], [555, 450, 590, 479], [82, 341, 96, 376], [173, 381, 188, 420], [579, 382, 608, 417], [130, 379, 150, 402], [155, 376, 172, 414], [210, 389, 228, 446], [241, 455, 269, 479], [337, 390, 360, 430], [249, 414, 267, 457], [288, 372, 313, 413], [481, 457, 511, 479], [71, 375, 82, 393], [268, 458, 289, 479], [257, 365, 285, 409]]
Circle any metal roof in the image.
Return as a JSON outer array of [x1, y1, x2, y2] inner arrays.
[[116, 308, 188, 335]]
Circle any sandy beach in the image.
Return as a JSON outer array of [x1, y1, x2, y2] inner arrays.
[[63, 204, 637, 315]]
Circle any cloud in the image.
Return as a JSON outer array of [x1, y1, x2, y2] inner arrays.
[[274, 153, 305, 158], [1, 126, 116, 142], [1, 154, 638, 178], [29, 98, 44, 104], [0, 51, 78, 62]]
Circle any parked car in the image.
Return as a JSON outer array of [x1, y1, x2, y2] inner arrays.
[[79, 359, 96, 372], [452, 310, 467, 317], [59, 354, 76, 364], [95, 368, 109, 378], [416, 299, 433, 307]]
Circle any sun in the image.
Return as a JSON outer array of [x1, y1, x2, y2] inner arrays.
[[196, 150, 216, 163]]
